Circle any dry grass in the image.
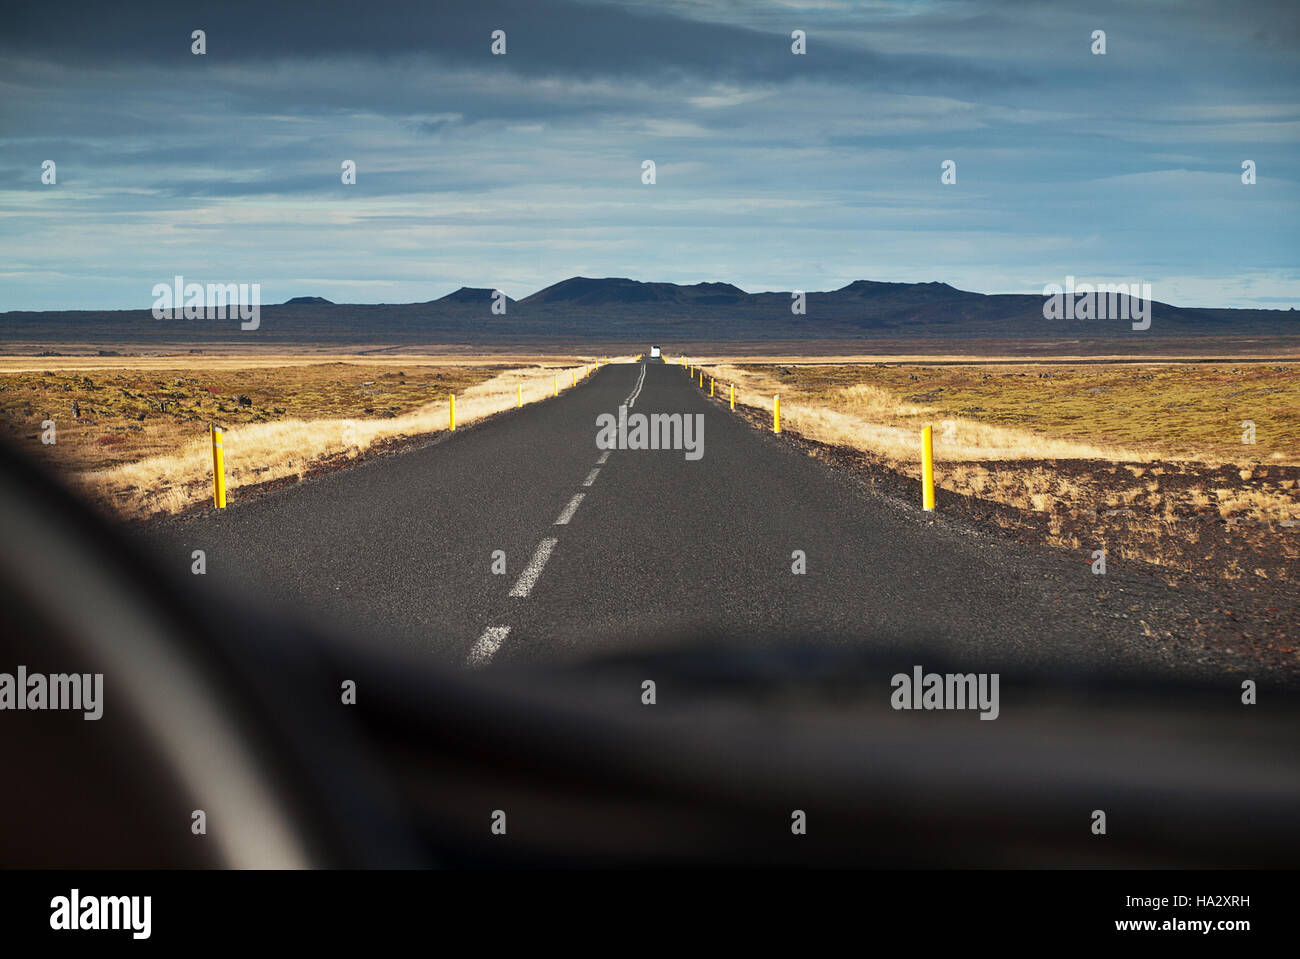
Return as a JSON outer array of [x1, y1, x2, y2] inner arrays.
[[698, 360, 1300, 468], [700, 361, 1146, 464], [0, 362, 511, 470], [689, 357, 1300, 580], [0, 358, 614, 519], [86, 362, 603, 517]]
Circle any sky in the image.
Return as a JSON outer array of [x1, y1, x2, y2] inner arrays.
[[2, 0, 1298, 311]]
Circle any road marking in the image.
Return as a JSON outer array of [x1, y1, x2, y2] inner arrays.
[[470, 362, 632, 659], [626, 362, 647, 409], [509, 537, 558, 597], [466, 626, 510, 667], [554, 493, 585, 525]]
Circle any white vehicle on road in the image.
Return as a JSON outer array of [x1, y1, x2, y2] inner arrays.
[[650, 346, 661, 358]]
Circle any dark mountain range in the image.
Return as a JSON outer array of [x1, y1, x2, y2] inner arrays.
[[4, 276, 1297, 349], [433, 287, 516, 307], [283, 296, 334, 305], [521, 277, 747, 307]]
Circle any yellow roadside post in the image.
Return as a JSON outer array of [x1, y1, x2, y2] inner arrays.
[[922, 425, 936, 511], [710, 377, 714, 396], [517, 384, 522, 408], [571, 370, 576, 387], [449, 394, 456, 430], [699, 370, 703, 388], [585, 365, 589, 378], [730, 384, 735, 410], [210, 424, 226, 509], [773, 395, 781, 433]]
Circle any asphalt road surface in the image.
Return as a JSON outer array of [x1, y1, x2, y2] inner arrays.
[[143, 359, 1208, 674]]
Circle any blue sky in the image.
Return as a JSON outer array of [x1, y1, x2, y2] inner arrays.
[[2, 0, 1298, 311]]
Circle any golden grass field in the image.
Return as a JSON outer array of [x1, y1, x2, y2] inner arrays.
[[0, 356, 617, 518], [698, 361, 1300, 465], [690, 358, 1300, 582]]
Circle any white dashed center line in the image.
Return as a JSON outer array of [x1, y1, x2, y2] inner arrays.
[[554, 492, 585, 525], [509, 536, 558, 598], [468, 363, 644, 664], [626, 362, 647, 408], [466, 626, 510, 667]]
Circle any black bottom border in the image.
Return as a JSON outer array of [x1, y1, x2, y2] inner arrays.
[[0, 868, 1284, 946]]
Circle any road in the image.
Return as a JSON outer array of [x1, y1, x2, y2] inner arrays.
[[143, 359, 1203, 674]]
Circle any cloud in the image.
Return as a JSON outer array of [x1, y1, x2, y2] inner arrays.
[[1, 0, 1021, 93], [0, 0, 1297, 310]]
